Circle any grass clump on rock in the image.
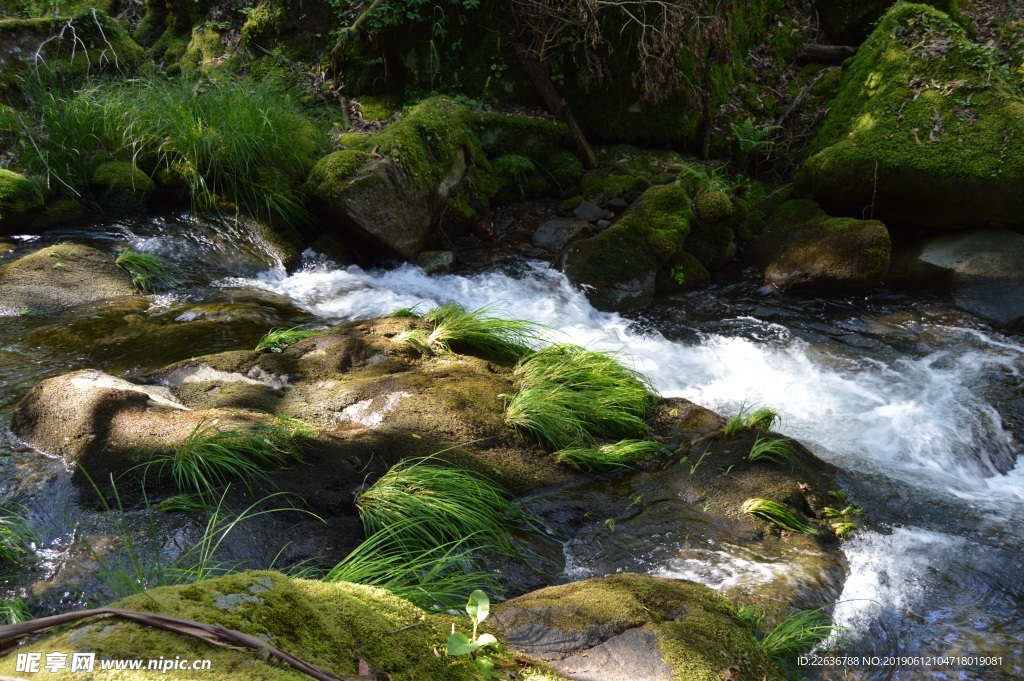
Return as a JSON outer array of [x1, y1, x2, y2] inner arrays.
[[746, 436, 796, 467], [741, 498, 820, 536], [505, 344, 660, 450], [0, 598, 32, 625], [115, 250, 178, 293], [397, 302, 546, 362], [555, 439, 670, 472], [255, 326, 317, 352], [143, 416, 316, 500]]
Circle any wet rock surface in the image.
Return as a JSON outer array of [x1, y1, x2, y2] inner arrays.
[[0, 244, 136, 314]]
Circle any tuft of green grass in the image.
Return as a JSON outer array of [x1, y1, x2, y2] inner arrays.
[[0, 598, 32, 625], [323, 518, 501, 610], [0, 505, 39, 567], [505, 344, 660, 450], [143, 416, 316, 500], [115, 250, 178, 293], [155, 493, 216, 514], [758, 607, 835, 658], [255, 326, 317, 353], [388, 306, 423, 319], [746, 436, 797, 466], [741, 498, 820, 536], [555, 439, 670, 472], [355, 458, 537, 559], [396, 302, 545, 362], [723, 405, 780, 436]]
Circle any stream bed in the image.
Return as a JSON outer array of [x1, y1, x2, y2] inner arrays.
[[2, 213, 1022, 680]]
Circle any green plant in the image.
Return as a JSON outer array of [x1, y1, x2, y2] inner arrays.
[[554, 439, 669, 471], [115, 250, 178, 293], [741, 498, 820, 536], [686, 445, 712, 474], [722, 405, 779, 436], [735, 603, 766, 637], [505, 344, 659, 450], [389, 306, 423, 319], [758, 607, 834, 659], [0, 505, 39, 567], [669, 265, 686, 286], [397, 302, 545, 362], [730, 119, 781, 155], [0, 598, 32, 625], [142, 416, 315, 500], [155, 493, 216, 514], [255, 326, 317, 352], [746, 437, 796, 467], [447, 590, 499, 679], [324, 518, 501, 610], [355, 458, 537, 560], [831, 521, 858, 540]]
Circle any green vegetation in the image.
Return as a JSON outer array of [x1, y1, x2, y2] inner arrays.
[[758, 607, 835, 658], [6, 75, 324, 229], [115, 250, 178, 293], [255, 326, 317, 352], [0, 505, 38, 566], [0, 168, 44, 229], [397, 302, 545, 362], [554, 439, 670, 472], [505, 344, 659, 450], [0, 598, 32, 625], [730, 118, 781, 154], [741, 498, 820, 536], [143, 416, 315, 500], [447, 590, 499, 679], [746, 436, 796, 466], [724, 405, 780, 435], [323, 519, 501, 610], [355, 458, 535, 559], [823, 496, 863, 540]]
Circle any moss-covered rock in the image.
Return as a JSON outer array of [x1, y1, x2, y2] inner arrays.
[[563, 183, 692, 310], [30, 197, 86, 230], [0, 168, 43, 232], [0, 571, 487, 680], [0, 243, 135, 314], [795, 3, 1024, 231], [306, 97, 486, 259], [491, 574, 786, 681], [92, 162, 156, 216], [746, 199, 891, 294]]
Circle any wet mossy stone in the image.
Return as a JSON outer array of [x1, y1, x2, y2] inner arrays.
[[0, 244, 135, 314], [747, 199, 891, 294], [91, 162, 155, 216], [491, 574, 785, 681], [795, 3, 1024, 231], [305, 97, 485, 259], [562, 183, 692, 311], [0, 168, 43, 233], [693, 189, 733, 223], [814, 0, 961, 44], [30, 198, 86, 230], [0, 571, 487, 680]]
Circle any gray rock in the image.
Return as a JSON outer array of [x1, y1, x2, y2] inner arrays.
[[0, 244, 135, 315], [532, 218, 588, 252], [604, 196, 629, 210], [573, 200, 613, 223], [595, 219, 612, 231], [416, 249, 456, 274]]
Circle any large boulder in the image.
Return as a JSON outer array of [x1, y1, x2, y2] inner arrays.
[[0, 571, 492, 681], [91, 161, 155, 216], [0, 244, 135, 314], [746, 199, 891, 294], [491, 574, 786, 681], [0, 168, 44, 233], [795, 3, 1024, 231], [305, 97, 484, 259]]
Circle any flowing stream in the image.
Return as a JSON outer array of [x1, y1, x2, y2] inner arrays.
[[2, 213, 1022, 679]]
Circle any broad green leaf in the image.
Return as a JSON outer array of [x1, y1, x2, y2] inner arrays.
[[476, 656, 495, 679], [475, 633, 498, 648], [467, 589, 490, 624], [447, 632, 482, 656]]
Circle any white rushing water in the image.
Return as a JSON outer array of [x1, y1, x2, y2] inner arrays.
[[233, 257, 1024, 670]]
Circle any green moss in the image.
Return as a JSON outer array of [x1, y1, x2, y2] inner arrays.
[[0, 169, 44, 231], [694, 190, 733, 223], [544, 149, 585, 190], [30, 198, 85, 229], [492, 574, 784, 681], [655, 251, 710, 293], [305, 150, 373, 198], [581, 171, 644, 198], [796, 3, 1024, 229], [0, 571, 483, 680], [178, 25, 228, 76], [91, 162, 155, 216], [477, 112, 567, 161], [355, 96, 395, 121], [815, 0, 960, 43]]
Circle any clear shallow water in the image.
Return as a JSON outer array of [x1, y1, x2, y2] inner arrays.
[[2, 214, 1023, 678]]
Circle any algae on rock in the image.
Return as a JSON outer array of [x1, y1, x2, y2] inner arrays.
[[0, 168, 43, 233]]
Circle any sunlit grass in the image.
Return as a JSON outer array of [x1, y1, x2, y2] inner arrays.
[[0, 598, 32, 625], [746, 436, 796, 466], [758, 607, 835, 658], [115, 250, 178, 293], [255, 326, 317, 353], [741, 498, 820, 536], [0, 505, 39, 567], [396, 302, 546, 362], [505, 344, 660, 450], [554, 439, 670, 472]]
